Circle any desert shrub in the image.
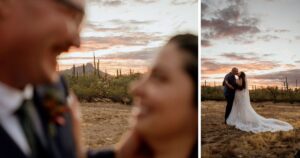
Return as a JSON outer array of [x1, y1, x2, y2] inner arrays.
[[201, 86, 225, 101], [202, 85, 300, 103], [266, 87, 279, 103], [105, 75, 140, 104], [64, 73, 141, 104]]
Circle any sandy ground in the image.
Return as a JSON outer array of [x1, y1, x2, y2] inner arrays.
[[202, 101, 300, 158], [81, 102, 132, 149]]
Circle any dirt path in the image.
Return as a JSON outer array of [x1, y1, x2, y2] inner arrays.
[[81, 102, 132, 149], [202, 101, 300, 158]]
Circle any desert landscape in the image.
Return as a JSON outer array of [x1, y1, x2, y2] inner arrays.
[[81, 102, 132, 149], [202, 101, 300, 158]]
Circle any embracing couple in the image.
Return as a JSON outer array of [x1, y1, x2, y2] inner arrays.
[[223, 67, 293, 133]]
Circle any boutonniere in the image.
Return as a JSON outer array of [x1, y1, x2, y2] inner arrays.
[[42, 88, 70, 137], [44, 97, 69, 126], [35, 75, 71, 137]]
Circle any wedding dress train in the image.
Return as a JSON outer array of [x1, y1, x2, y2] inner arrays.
[[226, 79, 293, 133]]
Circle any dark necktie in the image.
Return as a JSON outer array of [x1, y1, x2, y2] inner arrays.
[[15, 99, 45, 158]]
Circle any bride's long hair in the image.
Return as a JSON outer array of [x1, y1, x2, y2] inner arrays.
[[169, 34, 198, 158], [239, 71, 246, 89]]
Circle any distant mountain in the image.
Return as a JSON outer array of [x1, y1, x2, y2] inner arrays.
[[60, 63, 110, 77]]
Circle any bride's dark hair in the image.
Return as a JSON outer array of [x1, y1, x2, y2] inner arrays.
[[169, 34, 198, 107], [168, 34, 198, 158], [239, 71, 246, 89]]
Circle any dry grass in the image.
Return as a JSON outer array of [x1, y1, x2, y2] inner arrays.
[[202, 101, 300, 158], [80, 102, 132, 149]]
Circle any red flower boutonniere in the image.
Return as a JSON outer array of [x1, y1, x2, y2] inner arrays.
[[41, 88, 70, 137], [35, 75, 71, 138], [44, 98, 69, 126]]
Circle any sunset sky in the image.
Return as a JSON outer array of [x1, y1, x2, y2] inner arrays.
[[58, 0, 198, 75], [201, 0, 300, 87]]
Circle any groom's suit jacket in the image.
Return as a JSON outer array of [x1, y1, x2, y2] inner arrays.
[[223, 72, 240, 96], [0, 79, 114, 158], [0, 88, 76, 158]]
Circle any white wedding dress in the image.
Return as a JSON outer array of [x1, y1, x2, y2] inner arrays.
[[226, 78, 293, 133]]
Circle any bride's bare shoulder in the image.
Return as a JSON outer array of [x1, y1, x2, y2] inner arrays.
[[236, 78, 243, 85]]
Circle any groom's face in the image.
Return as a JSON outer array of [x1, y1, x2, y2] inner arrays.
[[233, 69, 239, 75], [0, 0, 85, 87]]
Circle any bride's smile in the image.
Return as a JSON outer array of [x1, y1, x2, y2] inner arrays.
[[129, 34, 198, 158]]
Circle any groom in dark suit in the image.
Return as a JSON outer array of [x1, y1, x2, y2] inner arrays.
[[0, 0, 138, 158], [223, 67, 240, 124]]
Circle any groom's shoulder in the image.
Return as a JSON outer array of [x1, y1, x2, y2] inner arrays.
[[225, 72, 231, 78]]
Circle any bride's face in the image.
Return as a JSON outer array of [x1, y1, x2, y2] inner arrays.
[[130, 43, 198, 139]]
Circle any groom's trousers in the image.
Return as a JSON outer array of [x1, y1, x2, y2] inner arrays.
[[224, 92, 235, 123]]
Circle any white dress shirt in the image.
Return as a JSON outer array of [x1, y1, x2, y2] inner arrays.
[[0, 82, 46, 156]]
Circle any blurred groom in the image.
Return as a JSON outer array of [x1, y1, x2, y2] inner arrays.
[[0, 0, 137, 158]]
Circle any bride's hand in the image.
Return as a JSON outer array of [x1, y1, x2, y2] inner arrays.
[[115, 130, 151, 158], [115, 130, 140, 158]]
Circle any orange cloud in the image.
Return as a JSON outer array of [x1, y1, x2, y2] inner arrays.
[[201, 58, 279, 75], [69, 41, 111, 52], [68, 32, 163, 53]]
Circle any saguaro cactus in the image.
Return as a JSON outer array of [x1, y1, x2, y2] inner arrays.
[[97, 59, 100, 78], [72, 64, 75, 77], [93, 53, 96, 76], [83, 64, 86, 76], [285, 77, 289, 90]]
